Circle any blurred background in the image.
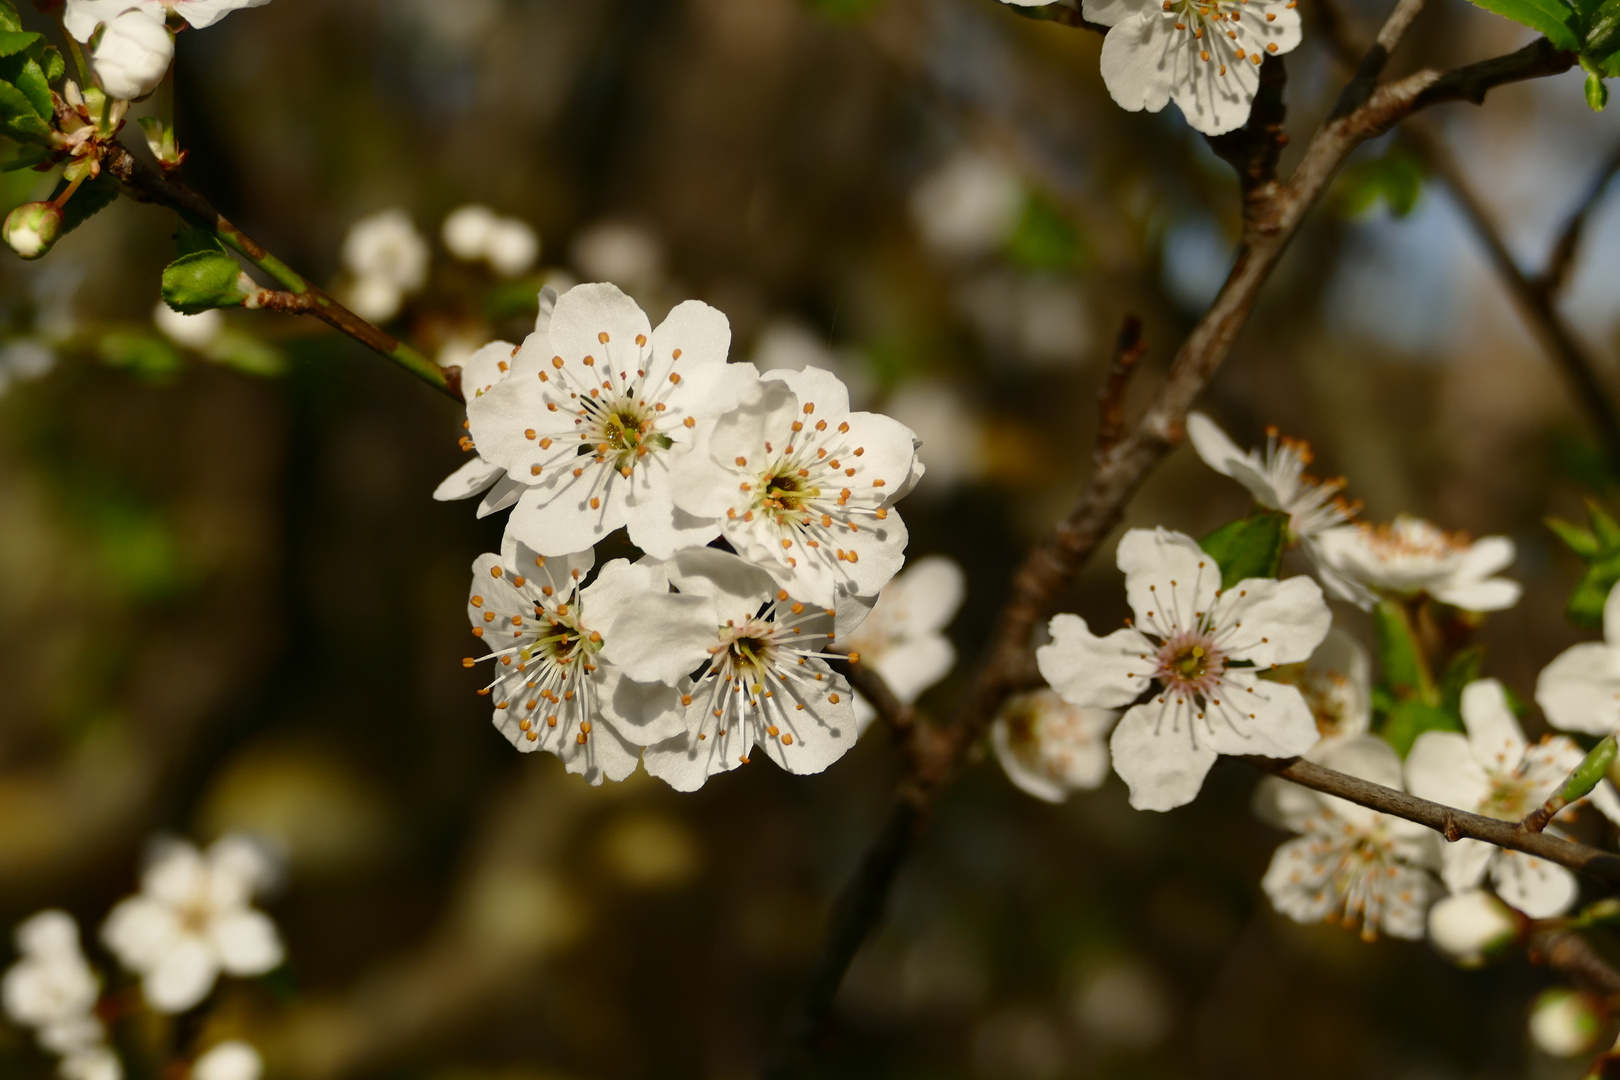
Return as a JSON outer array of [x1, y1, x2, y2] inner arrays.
[[1, 0, 1618, 1076]]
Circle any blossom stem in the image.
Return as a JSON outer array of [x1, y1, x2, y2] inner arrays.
[[97, 141, 458, 400]]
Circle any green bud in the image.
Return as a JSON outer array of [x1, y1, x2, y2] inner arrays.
[[161, 249, 250, 314], [1563, 734, 1618, 803], [1587, 73, 1609, 112], [4, 200, 62, 259]]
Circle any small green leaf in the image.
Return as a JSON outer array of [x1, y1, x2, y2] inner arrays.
[[1374, 599, 1437, 703], [10, 57, 53, 125], [40, 46, 62, 85], [1380, 699, 1463, 758], [162, 250, 249, 314], [0, 30, 40, 58], [1200, 510, 1289, 589], [1568, 551, 1620, 628], [1589, 71, 1611, 110], [1549, 515, 1601, 558], [1586, 497, 1620, 548], [1583, 0, 1620, 53], [99, 331, 184, 383], [0, 1, 21, 34], [1465, 0, 1582, 49], [0, 79, 51, 145]]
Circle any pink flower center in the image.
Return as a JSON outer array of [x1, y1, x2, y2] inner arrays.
[[1154, 632, 1226, 697]]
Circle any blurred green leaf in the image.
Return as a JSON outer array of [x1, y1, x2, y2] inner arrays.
[[1336, 146, 1426, 218], [0, 30, 41, 58], [162, 250, 248, 313], [205, 330, 285, 378], [1381, 699, 1463, 758], [1547, 500, 1620, 628], [1462, 0, 1581, 48], [51, 172, 120, 237], [486, 275, 545, 321], [1374, 599, 1436, 702], [99, 331, 184, 383], [1004, 195, 1085, 271], [40, 45, 61, 85], [0, 1, 18, 32], [1549, 514, 1601, 558], [1438, 643, 1487, 716], [1200, 510, 1288, 589], [1568, 552, 1620, 628], [88, 501, 188, 601], [3, 143, 48, 171], [0, 79, 51, 145]]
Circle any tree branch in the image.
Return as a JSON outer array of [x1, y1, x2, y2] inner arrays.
[[1541, 138, 1620, 296], [99, 141, 460, 401], [1530, 927, 1620, 997], [766, 13, 1589, 1072]]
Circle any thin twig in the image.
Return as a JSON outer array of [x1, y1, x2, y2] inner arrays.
[[765, 17, 1583, 1073], [1530, 927, 1620, 996], [1406, 124, 1620, 473], [1541, 139, 1620, 296], [98, 141, 460, 401], [1095, 315, 1145, 456]]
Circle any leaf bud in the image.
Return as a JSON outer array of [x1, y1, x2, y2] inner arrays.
[[4, 201, 63, 260], [1426, 889, 1520, 967], [1587, 73, 1609, 113], [1529, 988, 1605, 1058]]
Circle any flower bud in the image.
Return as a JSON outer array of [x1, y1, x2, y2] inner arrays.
[[91, 10, 174, 102], [1530, 988, 1605, 1057], [1427, 890, 1520, 967], [4, 202, 63, 260]]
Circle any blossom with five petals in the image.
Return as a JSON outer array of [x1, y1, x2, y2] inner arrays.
[[101, 836, 282, 1013], [991, 690, 1119, 803], [1313, 515, 1521, 613], [1536, 580, 1620, 736], [604, 548, 861, 791], [1405, 679, 1620, 918], [669, 366, 920, 608], [1259, 735, 1436, 941], [465, 543, 688, 784], [468, 283, 756, 559], [1036, 527, 1331, 811]]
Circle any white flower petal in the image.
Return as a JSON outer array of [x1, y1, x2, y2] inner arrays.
[[1536, 641, 1620, 736], [1216, 575, 1331, 668], [598, 590, 718, 687], [1036, 614, 1152, 708], [1493, 850, 1578, 918], [433, 456, 505, 502], [211, 911, 282, 977], [1458, 679, 1527, 770], [1202, 674, 1318, 759], [1117, 528, 1220, 636], [193, 1041, 262, 1080], [1437, 836, 1495, 896], [1108, 700, 1220, 811], [142, 936, 219, 1014], [1405, 730, 1492, 812], [1429, 576, 1522, 613], [1184, 412, 1247, 479], [101, 897, 183, 972]]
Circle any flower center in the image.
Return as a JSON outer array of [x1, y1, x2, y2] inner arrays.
[[583, 396, 672, 472], [1155, 633, 1226, 696], [1482, 776, 1536, 821]]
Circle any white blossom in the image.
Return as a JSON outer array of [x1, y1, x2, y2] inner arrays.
[[1186, 412, 1363, 603], [1313, 515, 1522, 613], [604, 548, 861, 791], [89, 10, 173, 102], [670, 366, 921, 608], [101, 836, 283, 1013], [836, 555, 964, 731], [1405, 679, 1620, 918], [909, 151, 1023, 260], [192, 1040, 262, 1080], [1426, 889, 1519, 967], [570, 221, 665, 290], [2, 911, 103, 1055], [1079, 0, 1302, 136], [1528, 989, 1604, 1057], [1270, 627, 1371, 746], [153, 301, 223, 350], [65, 0, 270, 39], [465, 543, 688, 785], [991, 690, 1118, 803], [1036, 527, 1331, 811], [467, 283, 756, 559], [60, 1047, 122, 1080], [1537, 579, 1620, 736], [1259, 735, 1436, 941], [442, 205, 538, 277], [340, 210, 429, 323], [0, 339, 56, 396], [433, 339, 529, 518]]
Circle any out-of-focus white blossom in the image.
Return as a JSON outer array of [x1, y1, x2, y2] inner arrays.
[[909, 151, 1023, 260], [2, 911, 103, 1055], [442, 205, 539, 277], [89, 9, 174, 101], [1260, 735, 1436, 941], [885, 381, 985, 492], [468, 283, 755, 559], [66, 0, 271, 40], [1406, 680, 1620, 918], [1269, 628, 1371, 747], [0, 339, 56, 396], [1528, 988, 1604, 1057], [991, 690, 1118, 803], [570, 221, 665, 289], [750, 320, 872, 404], [1314, 516, 1522, 613], [961, 272, 1093, 368], [59, 1047, 122, 1080], [1077, 0, 1302, 136], [340, 210, 429, 322], [1426, 889, 1519, 967], [1538, 580, 1620, 737], [608, 548, 863, 791], [153, 301, 224, 350], [837, 555, 964, 730], [101, 836, 283, 1013], [192, 1040, 263, 1080], [1036, 528, 1330, 811]]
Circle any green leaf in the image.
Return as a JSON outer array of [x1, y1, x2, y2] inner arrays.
[[0, 30, 40, 58], [1004, 195, 1085, 271], [1380, 699, 1463, 758], [99, 331, 184, 383], [1465, 0, 1582, 49], [0, 79, 51, 145], [1568, 551, 1620, 628], [1200, 510, 1289, 589], [1582, 0, 1620, 54], [1374, 599, 1437, 702], [3, 144, 49, 172], [0, 1, 20, 33], [49, 172, 120, 238], [161, 250, 248, 314], [10, 56, 53, 125], [40, 46, 61, 85], [1589, 498, 1620, 548], [1589, 72, 1611, 111], [204, 331, 285, 378], [1549, 515, 1601, 558], [1439, 643, 1487, 716], [1335, 147, 1426, 219]]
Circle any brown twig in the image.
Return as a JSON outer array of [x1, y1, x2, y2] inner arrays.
[[1530, 927, 1620, 996], [1406, 124, 1620, 473], [1095, 315, 1145, 456], [1541, 138, 1620, 296], [765, 16, 1585, 1073]]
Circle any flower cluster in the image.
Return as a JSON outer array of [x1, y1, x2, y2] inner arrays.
[[445, 282, 924, 790], [2, 835, 277, 1080], [65, 0, 270, 102]]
